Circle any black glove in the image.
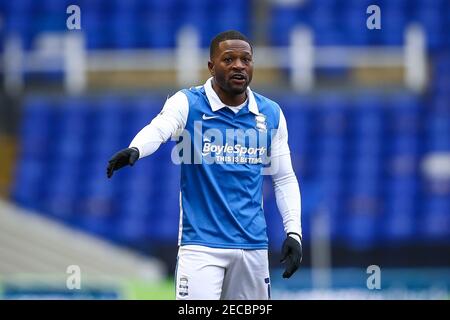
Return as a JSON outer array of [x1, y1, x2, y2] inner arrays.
[[107, 147, 139, 178], [280, 233, 303, 278]]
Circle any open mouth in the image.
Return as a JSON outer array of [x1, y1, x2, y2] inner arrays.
[[230, 74, 246, 83]]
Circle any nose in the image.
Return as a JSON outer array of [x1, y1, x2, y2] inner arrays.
[[232, 58, 245, 70]]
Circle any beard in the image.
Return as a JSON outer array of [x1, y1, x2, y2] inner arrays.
[[215, 73, 251, 95], [228, 81, 248, 94]]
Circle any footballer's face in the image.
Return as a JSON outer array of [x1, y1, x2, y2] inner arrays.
[[208, 39, 253, 96]]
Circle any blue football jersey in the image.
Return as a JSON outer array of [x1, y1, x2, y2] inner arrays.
[[177, 84, 282, 249]]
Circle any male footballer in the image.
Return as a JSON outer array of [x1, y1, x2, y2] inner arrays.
[[107, 30, 302, 300]]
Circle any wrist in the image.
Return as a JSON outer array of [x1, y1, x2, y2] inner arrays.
[[287, 232, 302, 244], [130, 147, 140, 158]]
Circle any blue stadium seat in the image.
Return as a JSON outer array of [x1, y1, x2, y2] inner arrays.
[[42, 171, 78, 220], [139, 14, 176, 48], [387, 135, 419, 155], [146, 0, 179, 12], [21, 97, 53, 128], [129, 96, 162, 130], [427, 114, 450, 133], [20, 98, 54, 159], [37, 0, 67, 14], [113, 215, 148, 245], [382, 206, 416, 242], [12, 158, 45, 209], [345, 210, 380, 250], [426, 113, 450, 151], [148, 207, 179, 242], [83, 12, 109, 49], [178, 0, 208, 10], [12, 86, 449, 252], [317, 177, 342, 201], [353, 111, 383, 136], [318, 135, 345, 157], [267, 0, 450, 48], [57, 99, 89, 128], [387, 98, 421, 135], [381, 10, 406, 46], [94, 96, 126, 136], [110, 0, 139, 13], [350, 155, 381, 180], [119, 193, 152, 218], [178, 11, 209, 44], [413, 3, 445, 49], [109, 13, 138, 48], [3, 0, 35, 15], [77, 214, 115, 239], [344, 4, 375, 45], [421, 196, 450, 241], [384, 177, 419, 196], [269, 6, 301, 46], [348, 176, 379, 197], [310, 2, 336, 33]]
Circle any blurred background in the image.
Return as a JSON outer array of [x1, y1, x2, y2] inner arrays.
[[0, 0, 449, 299]]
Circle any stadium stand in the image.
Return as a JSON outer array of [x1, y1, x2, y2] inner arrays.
[[1, 0, 449, 271]]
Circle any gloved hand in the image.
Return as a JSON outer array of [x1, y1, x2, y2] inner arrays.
[[107, 147, 139, 178], [280, 233, 303, 278]]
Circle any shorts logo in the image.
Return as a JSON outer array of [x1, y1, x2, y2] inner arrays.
[[179, 277, 189, 297]]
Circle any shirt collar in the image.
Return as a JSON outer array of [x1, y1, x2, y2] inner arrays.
[[204, 77, 259, 115]]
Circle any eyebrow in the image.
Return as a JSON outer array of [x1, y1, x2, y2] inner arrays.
[[221, 50, 252, 55]]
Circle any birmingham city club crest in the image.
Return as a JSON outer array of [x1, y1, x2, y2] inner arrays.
[[255, 114, 267, 132]]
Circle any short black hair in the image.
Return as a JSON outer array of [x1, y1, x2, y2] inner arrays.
[[209, 30, 252, 59]]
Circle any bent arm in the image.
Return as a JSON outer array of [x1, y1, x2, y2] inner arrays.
[[129, 91, 189, 159]]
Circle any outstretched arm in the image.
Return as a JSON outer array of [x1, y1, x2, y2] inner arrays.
[[128, 91, 188, 159], [107, 91, 189, 178]]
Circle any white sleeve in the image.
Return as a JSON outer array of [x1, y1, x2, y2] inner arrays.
[[271, 153, 302, 242], [271, 109, 291, 158], [129, 91, 189, 159], [270, 109, 302, 242]]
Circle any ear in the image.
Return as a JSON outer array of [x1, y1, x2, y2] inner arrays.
[[208, 60, 214, 76]]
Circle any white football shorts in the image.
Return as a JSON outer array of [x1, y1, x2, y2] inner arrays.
[[175, 245, 271, 300]]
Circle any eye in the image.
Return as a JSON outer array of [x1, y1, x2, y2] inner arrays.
[[224, 57, 233, 63]]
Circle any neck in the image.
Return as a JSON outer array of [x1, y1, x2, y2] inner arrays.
[[212, 79, 247, 106]]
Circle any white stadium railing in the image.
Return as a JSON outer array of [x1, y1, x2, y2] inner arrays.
[[1, 24, 427, 95]]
